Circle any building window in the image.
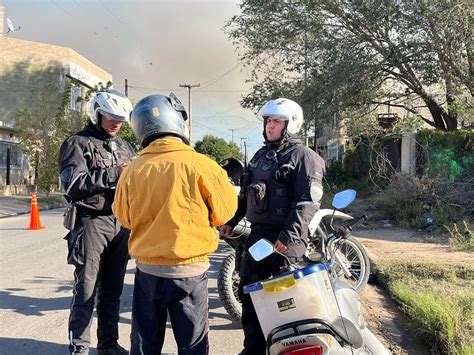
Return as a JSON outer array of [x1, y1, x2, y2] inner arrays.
[[0, 142, 22, 167], [327, 141, 345, 161]]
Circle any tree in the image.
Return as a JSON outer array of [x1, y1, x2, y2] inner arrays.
[[118, 123, 140, 151], [12, 76, 81, 195], [194, 134, 242, 162], [226, 0, 473, 131]]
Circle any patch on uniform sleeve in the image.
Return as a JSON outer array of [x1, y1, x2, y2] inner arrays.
[[310, 180, 324, 203], [60, 167, 74, 183]]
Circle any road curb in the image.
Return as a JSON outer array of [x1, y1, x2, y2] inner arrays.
[[0, 203, 67, 219]]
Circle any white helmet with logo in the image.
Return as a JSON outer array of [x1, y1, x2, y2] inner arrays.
[[90, 89, 133, 125], [257, 98, 304, 135]]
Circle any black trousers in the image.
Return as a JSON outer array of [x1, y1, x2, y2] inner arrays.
[[65, 214, 129, 353], [238, 227, 305, 355], [130, 269, 209, 355]]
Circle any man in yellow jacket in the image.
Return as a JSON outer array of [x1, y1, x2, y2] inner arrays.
[[112, 93, 237, 355]]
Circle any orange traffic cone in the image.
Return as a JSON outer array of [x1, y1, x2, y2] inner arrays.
[[25, 192, 45, 230]]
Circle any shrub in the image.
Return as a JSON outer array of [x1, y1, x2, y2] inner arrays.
[[446, 220, 474, 252], [373, 172, 470, 228]]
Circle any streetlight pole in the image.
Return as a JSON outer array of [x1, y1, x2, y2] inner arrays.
[[179, 83, 200, 143]]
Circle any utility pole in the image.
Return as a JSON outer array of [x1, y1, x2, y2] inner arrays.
[[179, 83, 200, 143], [244, 141, 248, 166], [125, 78, 128, 97], [228, 129, 237, 144], [240, 137, 248, 154]]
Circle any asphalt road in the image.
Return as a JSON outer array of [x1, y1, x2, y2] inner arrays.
[[0, 209, 244, 354]]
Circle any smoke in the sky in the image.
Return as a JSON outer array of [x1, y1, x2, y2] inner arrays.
[[4, 0, 263, 150]]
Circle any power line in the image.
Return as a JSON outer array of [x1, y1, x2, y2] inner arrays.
[[195, 63, 240, 91], [50, 0, 73, 17], [97, 0, 122, 22]]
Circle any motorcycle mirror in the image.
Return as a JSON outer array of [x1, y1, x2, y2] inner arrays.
[[248, 238, 275, 261], [332, 189, 357, 209]]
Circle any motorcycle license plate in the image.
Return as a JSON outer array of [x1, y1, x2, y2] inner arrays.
[[262, 274, 296, 293]]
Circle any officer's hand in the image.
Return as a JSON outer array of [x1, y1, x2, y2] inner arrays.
[[219, 225, 233, 238], [118, 163, 129, 176], [275, 240, 289, 254]]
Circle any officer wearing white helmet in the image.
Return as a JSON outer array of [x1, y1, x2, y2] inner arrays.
[[59, 89, 136, 354], [220, 98, 326, 354]]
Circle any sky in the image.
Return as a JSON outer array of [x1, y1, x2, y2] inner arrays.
[[3, 0, 264, 156]]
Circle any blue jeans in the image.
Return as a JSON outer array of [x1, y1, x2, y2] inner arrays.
[[131, 269, 209, 355]]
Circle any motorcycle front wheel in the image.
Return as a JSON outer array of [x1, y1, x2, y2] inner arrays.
[[332, 235, 370, 292], [217, 252, 242, 323]]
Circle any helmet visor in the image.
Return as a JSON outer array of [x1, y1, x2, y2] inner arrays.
[[100, 110, 129, 123], [258, 114, 290, 122], [169, 92, 188, 121]]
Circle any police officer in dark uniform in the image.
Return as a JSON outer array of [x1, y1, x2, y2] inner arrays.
[[220, 98, 325, 354], [59, 90, 136, 354]]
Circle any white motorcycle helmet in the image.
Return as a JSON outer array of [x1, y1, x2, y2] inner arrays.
[[257, 98, 304, 139], [90, 89, 133, 125]]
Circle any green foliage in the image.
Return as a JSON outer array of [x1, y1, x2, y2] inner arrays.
[[74, 80, 113, 103], [118, 123, 140, 151], [194, 134, 242, 162], [227, 0, 472, 131], [417, 129, 474, 181], [391, 116, 424, 137], [377, 261, 474, 354], [12, 76, 74, 194], [324, 159, 349, 189]]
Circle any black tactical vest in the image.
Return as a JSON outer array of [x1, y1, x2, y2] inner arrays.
[[245, 144, 299, 226], [78, 134, 135, 213], [87, 136, 134, 169]]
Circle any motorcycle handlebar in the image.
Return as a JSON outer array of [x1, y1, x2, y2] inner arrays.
[[346, 214, 368, 231], [327, 214, 368, 265]]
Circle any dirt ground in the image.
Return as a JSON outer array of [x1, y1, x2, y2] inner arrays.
[[354, 225, 471, 354]]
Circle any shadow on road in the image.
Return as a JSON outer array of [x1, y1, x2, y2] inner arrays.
[[0, 275, 133, 319], [0, 337, 69, 355], [0, 290, 70, 316]]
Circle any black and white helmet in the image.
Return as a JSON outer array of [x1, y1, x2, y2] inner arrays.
[[90, 89, 133, 125]]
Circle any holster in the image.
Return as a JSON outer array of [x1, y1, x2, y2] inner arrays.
[[247, 181, 268, 213], [63, 201, 77, 230]]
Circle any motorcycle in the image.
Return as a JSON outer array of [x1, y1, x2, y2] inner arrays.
[[244, 190, 388, 355], [217, 159, 370, 323]]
